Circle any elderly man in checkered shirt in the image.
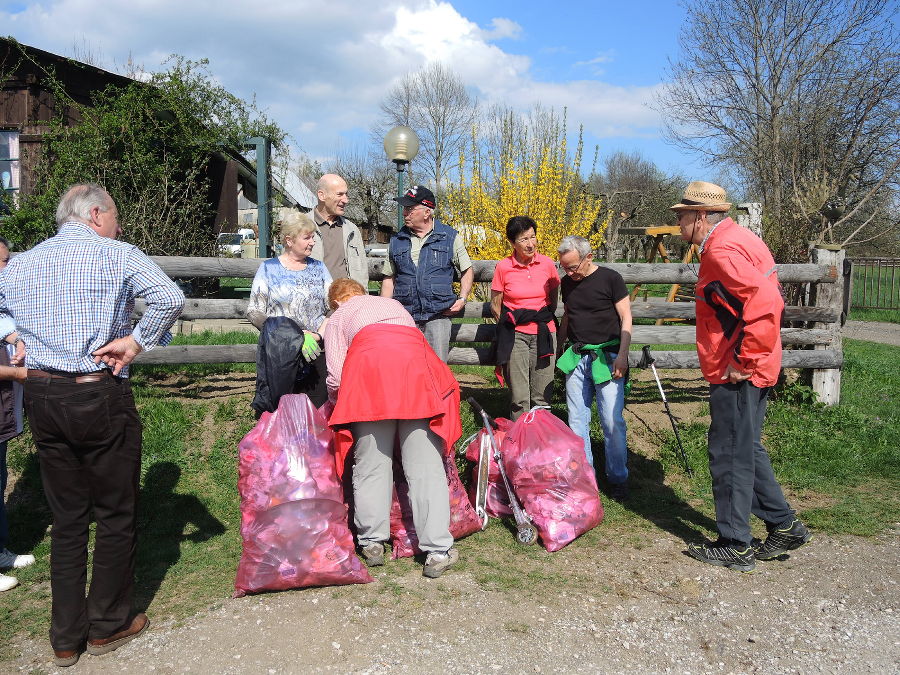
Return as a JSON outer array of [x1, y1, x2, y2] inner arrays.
[[0, 183, 184, 667]]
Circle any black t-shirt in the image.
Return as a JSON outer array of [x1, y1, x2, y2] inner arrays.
[[561, 267, 629, 344]]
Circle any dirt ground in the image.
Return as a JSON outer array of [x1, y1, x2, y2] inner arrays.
[[6, 366, 900, 674], [8, 532, 898, 674]]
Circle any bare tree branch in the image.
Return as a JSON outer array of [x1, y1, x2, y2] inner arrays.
[[658, 0, 900, 260]]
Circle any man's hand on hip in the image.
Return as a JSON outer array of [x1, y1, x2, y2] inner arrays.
[[92, 335, 143, 376], [11, 337, 25, 365]]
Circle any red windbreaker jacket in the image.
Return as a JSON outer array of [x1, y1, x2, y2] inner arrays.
[[328, 324, 462, 478], [695, 218, 784, 387]]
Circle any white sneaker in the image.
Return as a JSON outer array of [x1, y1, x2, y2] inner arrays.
[[0, 573, 18, 592], [0, 548, 35, 569]]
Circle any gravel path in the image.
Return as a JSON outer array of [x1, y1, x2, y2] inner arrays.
[[844, 321, 900, 347], [9, 529, 899, 674]]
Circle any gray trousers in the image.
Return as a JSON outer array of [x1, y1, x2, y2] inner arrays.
[[708, 382, 795, 548], [417, 317, 451, 363], [350, 418, 453, 553], [504, 332, 557, 421]]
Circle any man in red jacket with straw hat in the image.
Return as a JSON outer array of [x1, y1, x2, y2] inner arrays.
[[673, 181, 812, 573]]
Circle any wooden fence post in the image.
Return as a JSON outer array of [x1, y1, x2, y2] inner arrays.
[[736, 202, 762, 236], [809, 245, 845, 405]]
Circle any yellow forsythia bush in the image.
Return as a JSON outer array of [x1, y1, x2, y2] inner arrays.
[[444, 119, 606, 264]]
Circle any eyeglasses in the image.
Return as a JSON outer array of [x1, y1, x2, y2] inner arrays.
[[561, 255, 590, 274], [514, 235, 538, 245]]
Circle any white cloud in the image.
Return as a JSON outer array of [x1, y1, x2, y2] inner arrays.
[[481, 17, 523, 41], [575, 54, 614, 68], [573, 51, 615, 77], [1, 0, 667, 163]]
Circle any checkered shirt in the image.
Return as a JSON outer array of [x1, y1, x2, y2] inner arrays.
[[0, 221, 184, 377]]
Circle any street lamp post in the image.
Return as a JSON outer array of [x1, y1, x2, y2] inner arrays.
[[383, 125, 420, 231]]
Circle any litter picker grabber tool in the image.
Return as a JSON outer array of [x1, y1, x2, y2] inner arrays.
[[458, 430, 489, 529], [637, 346, 694, 476], [467, 397, 538, 545]]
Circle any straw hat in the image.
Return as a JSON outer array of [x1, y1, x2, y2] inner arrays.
[[670, 181, 732, 212]]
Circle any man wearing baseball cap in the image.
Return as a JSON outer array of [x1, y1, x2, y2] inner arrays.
[[674, 181, 811, 573], [380, 186, 473, 362]]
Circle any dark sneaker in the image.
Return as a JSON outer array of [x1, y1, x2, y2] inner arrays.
[[753, 519, 812, 560], [423, 548, 459, 578], [359, 542, 385, 567], [687, 541, 756, 573]]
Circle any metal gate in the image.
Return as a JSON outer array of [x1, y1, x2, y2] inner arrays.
[[850, 258, 900, 310]]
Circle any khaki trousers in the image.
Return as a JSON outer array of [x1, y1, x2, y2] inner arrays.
[[350, 418, 453, 553], [504, 331, 557, 420]]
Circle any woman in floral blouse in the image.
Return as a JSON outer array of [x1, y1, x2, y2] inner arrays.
[[247, 212, 332, 409]]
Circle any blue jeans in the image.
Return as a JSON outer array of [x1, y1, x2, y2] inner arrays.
[[0, 440, 7, 551], [565, 352, 628, 484]]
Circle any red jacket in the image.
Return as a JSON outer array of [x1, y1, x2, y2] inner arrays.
[[695, 218, 784, 387], [328, 324, 461, 478]]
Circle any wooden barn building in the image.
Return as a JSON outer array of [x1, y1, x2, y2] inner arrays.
[[0, 37, 305, 236]]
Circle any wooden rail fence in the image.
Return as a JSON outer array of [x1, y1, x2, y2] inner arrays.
[[135, 247, 848, 404]]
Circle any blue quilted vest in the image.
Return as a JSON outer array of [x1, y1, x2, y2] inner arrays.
[[388, 221, 458, 321]]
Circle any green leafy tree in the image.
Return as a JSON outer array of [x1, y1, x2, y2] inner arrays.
[[3, 53, 286, 256]]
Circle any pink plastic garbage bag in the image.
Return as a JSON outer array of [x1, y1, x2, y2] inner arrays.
[[503, 408, 603, 552], [390, 452, 482, 559], [234, 394, 373, 597], [464, 417, 514, 518]]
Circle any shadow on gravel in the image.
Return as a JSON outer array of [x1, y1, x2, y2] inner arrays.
[[135, 462, 225, 612]]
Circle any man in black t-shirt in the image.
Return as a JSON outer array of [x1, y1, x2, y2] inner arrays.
[[556, 235, 633, 500]]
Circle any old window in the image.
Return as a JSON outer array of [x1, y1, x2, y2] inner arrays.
[[0, 130, 21, 205]]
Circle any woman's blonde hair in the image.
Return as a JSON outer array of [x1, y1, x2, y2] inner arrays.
[[279, 211, 316, 244], [328, 278, 366, 309]]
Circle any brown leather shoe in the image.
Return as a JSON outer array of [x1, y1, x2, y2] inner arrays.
[[86, 613, 149, 655], [53, 648, 81, 667]]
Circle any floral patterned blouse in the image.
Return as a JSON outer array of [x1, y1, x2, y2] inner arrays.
[[246, 256, 332, 330]]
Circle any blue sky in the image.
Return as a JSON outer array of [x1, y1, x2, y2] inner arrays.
[[1, 0, 702, 178]]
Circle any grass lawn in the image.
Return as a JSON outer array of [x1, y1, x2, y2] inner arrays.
[[850, 262, 900, 313], [651, 339, 899, 535], [848, 307, 900, 323], [1, 335, 897, 659]]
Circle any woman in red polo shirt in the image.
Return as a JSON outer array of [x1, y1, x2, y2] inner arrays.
[[491, 216, 561, 420]]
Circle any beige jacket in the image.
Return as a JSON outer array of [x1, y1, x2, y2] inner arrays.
[[311, 216, 369, 287]]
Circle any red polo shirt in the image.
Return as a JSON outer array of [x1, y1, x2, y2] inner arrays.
[[491, 253, 560, 335]]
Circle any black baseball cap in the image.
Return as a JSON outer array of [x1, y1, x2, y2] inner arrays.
[[394, 185, 436, 209]]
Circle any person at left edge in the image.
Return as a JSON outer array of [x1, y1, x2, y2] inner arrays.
[[0, 235, 34, 594], [0, 183, 184, 667]]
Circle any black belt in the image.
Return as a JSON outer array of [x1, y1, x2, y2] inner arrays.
[[27, 369, 113, 384]]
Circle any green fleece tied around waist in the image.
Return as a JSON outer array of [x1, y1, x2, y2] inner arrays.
[[557, 338, 630, 393]]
